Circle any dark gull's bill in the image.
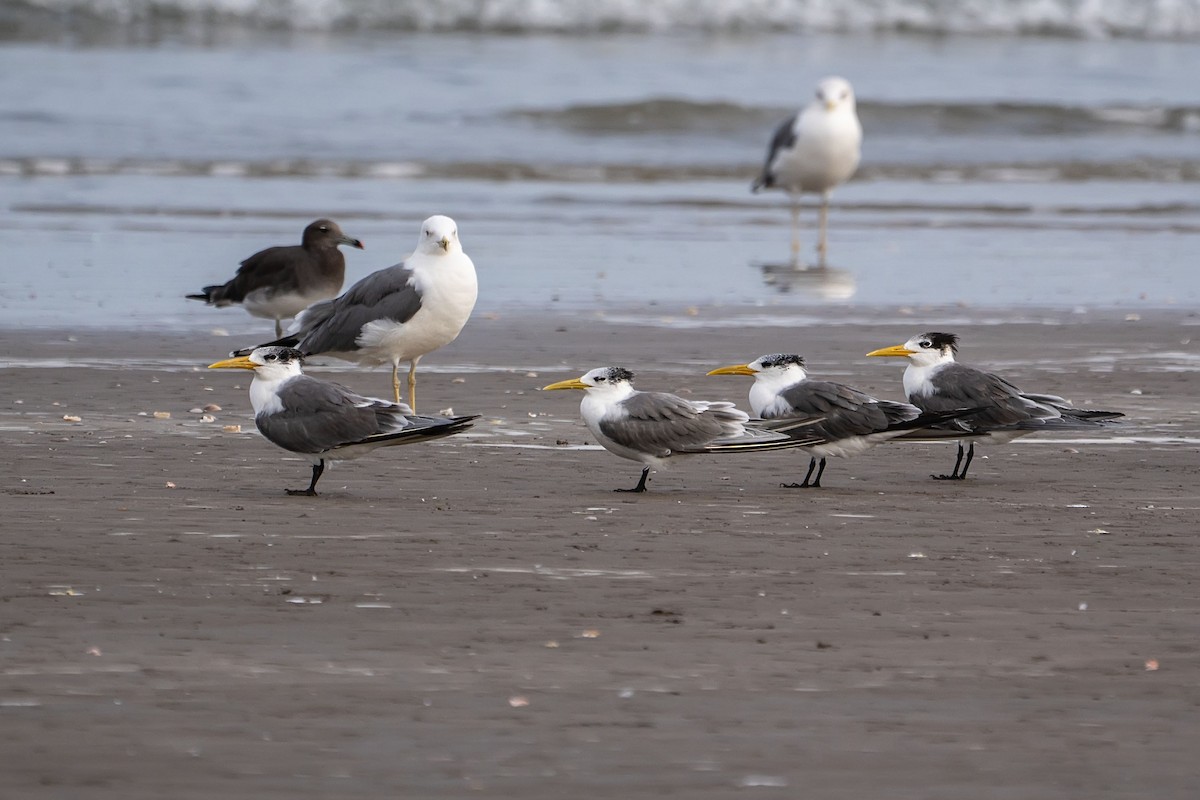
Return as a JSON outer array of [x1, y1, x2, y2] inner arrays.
[[708, 354, 978, 488], [188, 218, 364, 337], [208, 346, 477, 496], [234, 215, 477, 412], [867, 332, 1124, 480], [752, 76, 862, 266], [542, 366, 827, 493]]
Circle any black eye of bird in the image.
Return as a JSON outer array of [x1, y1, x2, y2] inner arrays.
[[919, 341, 932, 349]]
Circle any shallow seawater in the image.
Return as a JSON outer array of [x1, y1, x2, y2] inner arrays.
[[0, 28, 1197, 330]]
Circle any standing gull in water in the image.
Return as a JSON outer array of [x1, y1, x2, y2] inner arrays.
[[237, 215, 477, 411], [867, 332, 1124, 480], [752, 76, 862, 266], [188, 219, 364, 336], [208, 346, 476, 496], [542, 367, 826, 493], [708, 354, 976, 488]]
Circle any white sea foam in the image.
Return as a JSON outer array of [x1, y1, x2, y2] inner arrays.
[[16, 0, 1200, 39]]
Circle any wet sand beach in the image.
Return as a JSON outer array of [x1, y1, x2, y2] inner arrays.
[[2, 309, 1198, 798]]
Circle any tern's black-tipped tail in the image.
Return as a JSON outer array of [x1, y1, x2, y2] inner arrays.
[[1063, 408, 1125, 423], [755, 415, 827, 437], [689, 419, 830, 455], [229, 334, 302, 358], [910, 407, 985, 429], [359, 414, 479, 448], [890, 407, 995, 441], [702, 434, 828, 455]]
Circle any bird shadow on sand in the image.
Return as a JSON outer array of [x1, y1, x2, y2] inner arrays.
[[752, 259, 857, 301]]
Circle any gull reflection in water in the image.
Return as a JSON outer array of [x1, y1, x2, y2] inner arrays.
[[754, 259, 857, 301]]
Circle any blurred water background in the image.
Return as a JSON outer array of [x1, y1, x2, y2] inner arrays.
[[0, 0, 1198, 331]]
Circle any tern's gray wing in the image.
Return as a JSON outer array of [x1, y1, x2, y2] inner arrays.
[[255, 375, 408, 454], [751, 115, 797, 192], [599, 392, 730, 456], [1014, 389, 1121, 423], [776, 380, 921, 440], [918, 364, 1059, 431], [1058, 407, 1124, 423], [293, 263, 422, 355]]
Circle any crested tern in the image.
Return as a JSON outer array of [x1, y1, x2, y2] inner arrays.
[[188, 219, 363, 337], [708, 354, 976, 488], [209, 346, 476, 496], [542, 367, 826, 493], [236, 215, 477, 411], [867, 332, 1124, 480], [752, 76, 862, 266]]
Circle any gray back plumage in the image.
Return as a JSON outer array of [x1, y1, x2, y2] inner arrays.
[[775, 380, 921, 440], [599, 392, 732, 456], [915, 364, 1039, 430], [255, 375, 409, 454], [293, 264, 423, 355], [920, 363, 1122, 432]]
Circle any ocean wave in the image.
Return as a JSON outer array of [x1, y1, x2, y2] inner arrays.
[[508, 99, 1200, 137], [5, 0, 1200, 40], [4, 155, 1199, 186]]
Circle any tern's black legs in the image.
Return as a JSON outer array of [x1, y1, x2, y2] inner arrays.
[[615, 466, 651, 493], [782, 457, 827, 489], [958, 442, 975, 479], [933, 442, 975, 481], [288, 460, 325, 496]]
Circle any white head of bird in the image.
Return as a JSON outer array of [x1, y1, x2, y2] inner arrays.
[[707, 354, 808, 417], [418, 215, 462, 256], [209, 346, 304, 378], [866, 332, 959, 368], [208, 346, 306, 414], [542, 367, 636, 400], [814, 76, 856, 114], [866, 332, 961, 400]]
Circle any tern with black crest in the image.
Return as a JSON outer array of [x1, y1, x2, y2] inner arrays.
[[208, 346, 476, 496], [867, 332, 1124, 480], [542, 367, 826, 493], [708, 354, 976, 488], [188, 218, 364, 336]]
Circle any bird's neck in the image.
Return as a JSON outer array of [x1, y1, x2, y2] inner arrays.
[[903, 359, 949, 399], [249, 371, 297, 415]]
